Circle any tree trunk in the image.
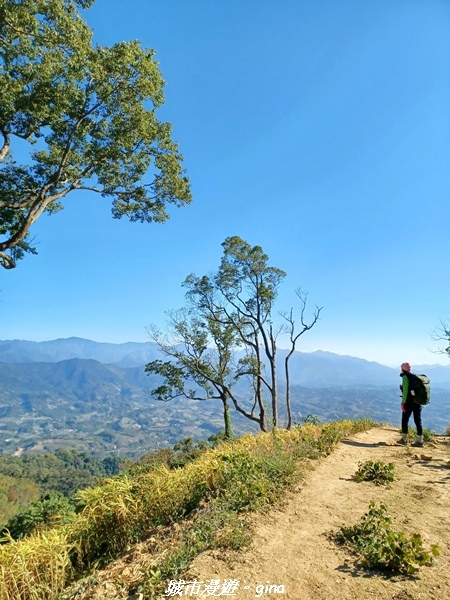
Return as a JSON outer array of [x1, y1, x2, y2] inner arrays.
[[285, 351, 293, 429], [222, 396, 233, 439], [254, 343, 267, 431], [270, 330, 278, 428]]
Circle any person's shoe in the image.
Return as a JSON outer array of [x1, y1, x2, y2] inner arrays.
[[411, 440, 424, 448], [396, 438, 408, 445]]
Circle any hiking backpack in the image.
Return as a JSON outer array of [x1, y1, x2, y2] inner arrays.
[[411, 373, 431, 405]]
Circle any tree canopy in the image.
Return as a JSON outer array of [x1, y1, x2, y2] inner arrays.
[[146, 307, 238, 439], [0, 0, 191, 268]]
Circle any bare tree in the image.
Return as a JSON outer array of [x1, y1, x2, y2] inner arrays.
[[280, 289, 323, 429], [430, 320, 450, 357]]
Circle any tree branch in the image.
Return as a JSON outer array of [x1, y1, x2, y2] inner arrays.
[[0, 252, 16, 269], [0, 127, 10, 162], [72, 185, 104, 193]]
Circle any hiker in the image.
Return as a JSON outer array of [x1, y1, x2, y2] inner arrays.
[[398, 362, 424, 447]]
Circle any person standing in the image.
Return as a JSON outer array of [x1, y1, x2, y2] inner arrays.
[[398, 362, 424, 447]]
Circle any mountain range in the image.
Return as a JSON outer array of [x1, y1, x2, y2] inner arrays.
[[0, 337, 449, 456], [2, 336, 450, 386]]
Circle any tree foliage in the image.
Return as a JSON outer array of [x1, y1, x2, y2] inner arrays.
[[0, 448, 122, 497], [146, 307, 238, 439], [0, 0, 191, 268], [186, 237, 322, 430], [0, 473, 40, 528], [2, 491, 75, 540]]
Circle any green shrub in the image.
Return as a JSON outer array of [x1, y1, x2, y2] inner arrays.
[[332, 501, 441, 575], [2, 492, 75, 540], [300, 414, 321, 425], [141, 499, 252, 599], [354, 461, 395, 485]]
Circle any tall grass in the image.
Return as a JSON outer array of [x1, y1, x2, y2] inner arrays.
[[0, 530, 71, 600], [0, 418, 377, 599]]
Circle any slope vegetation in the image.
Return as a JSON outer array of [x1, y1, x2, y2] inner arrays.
[[1, 423, 449, 599]]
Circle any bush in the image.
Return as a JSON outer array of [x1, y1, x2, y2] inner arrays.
[[354, 461, 395, 485], [0, 529, 72, 600], [332, 502, 441, 575], [2, 492, 75, 540]]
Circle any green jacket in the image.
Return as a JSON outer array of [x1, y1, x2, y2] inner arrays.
[[400, 372, 416, 404]]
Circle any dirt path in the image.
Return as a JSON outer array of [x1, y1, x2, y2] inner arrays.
[[187, 426, 450, 600]]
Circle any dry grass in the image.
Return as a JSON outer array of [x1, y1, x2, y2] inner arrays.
[[0, 529, 72, 600]]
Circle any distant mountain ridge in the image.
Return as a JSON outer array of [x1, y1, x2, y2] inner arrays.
[[1, 337, 449, 387], [0, 337, 159, 364], [1, 338, 449, 455]]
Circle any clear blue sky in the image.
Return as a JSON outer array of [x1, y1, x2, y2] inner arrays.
[[1, 0, 449, 368]]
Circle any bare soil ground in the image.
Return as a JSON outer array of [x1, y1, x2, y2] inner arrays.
[[187, 426, 450, 600]]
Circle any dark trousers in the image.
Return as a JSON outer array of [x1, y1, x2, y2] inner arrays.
[[401, 402, 423, 436]]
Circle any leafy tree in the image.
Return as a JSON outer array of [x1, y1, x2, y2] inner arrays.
[[215, 236, 286, 428], [148, 236, 321, 432], [146, 306, 239, 439], [0, 0, 191, 269], [186, 237, 322, 430]]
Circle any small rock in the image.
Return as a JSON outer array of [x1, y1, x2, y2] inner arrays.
[[420, 454, 433, 461]]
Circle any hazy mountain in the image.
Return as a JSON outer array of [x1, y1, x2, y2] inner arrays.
[[414, 362, 450, 385], [276, 349, 398, 386], [0, 359, 149, 398], [0, 337, 157, 364], [1, 337, 449, 387], [1, 338, 449, 457]]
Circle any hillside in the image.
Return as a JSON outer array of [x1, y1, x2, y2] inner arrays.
[[2, 338, 450, 387], [50, 426, 450, 600], [1, 358, 450, 457], [188, 426, 450, 599], [1, 422, 449, 599]]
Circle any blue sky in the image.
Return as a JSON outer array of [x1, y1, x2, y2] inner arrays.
[[1, 0, 449, 367]]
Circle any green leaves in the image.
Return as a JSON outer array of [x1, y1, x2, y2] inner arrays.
[[217, 236, 286, 318], [145, 360, 191, 402], [0, 0, 191, 268], [354, 460, 395, 485], [333, 501, 441, 575], [2, 491, 75, 540]]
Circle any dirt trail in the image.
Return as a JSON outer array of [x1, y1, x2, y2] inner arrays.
[[188, 426, 450, 600]]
